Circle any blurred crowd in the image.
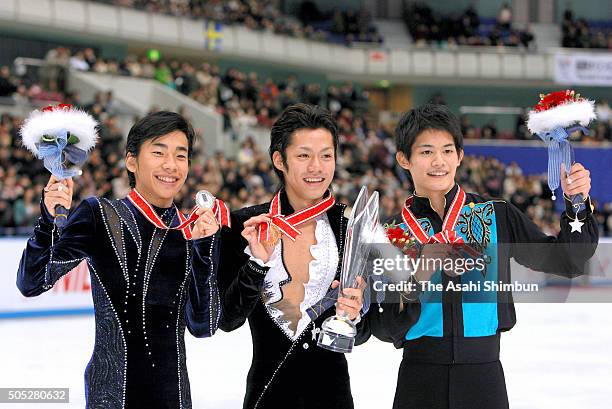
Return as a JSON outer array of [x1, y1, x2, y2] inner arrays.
[[403, 2, 534, 49], [561, 8, 612, 49], [457, 103, 612, 143], [1, 100, 612, 237], [1, 44, 612, 236], [296, 1, 382, 44], [423, 94, 612, 143], [3, 46, 370, 140], [93, 0, 381, 45], [22, 45, 612, 144]]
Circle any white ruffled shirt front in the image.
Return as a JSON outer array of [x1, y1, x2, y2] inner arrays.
[[245, 214, 339, 340]]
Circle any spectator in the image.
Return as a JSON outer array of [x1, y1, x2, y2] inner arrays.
[[0, 66, 18, 97], [40, 46, 70, 91], [496, 3, 512, 31], [561, 7, 612, 49], [154, 61, 174, 88], [482, 121, 498, 139], [70, 51, 90, 71], [404, 3, 533, 49], [92, 0, 382, 46]]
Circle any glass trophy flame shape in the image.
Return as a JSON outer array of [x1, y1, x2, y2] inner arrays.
[[317, 186, 379, 353]]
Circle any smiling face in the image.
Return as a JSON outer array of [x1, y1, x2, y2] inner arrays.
[[125, 130, 189, 207], [396, 129, 463, 197], [272, 128, 335, 210]]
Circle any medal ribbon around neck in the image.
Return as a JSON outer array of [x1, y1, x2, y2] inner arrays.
[[127, 189, 230, 240], [257, 191, 336, 242], [401, 186, 466, 245], [211, 198, 231, 228]]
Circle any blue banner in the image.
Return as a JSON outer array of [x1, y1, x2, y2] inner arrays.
[[464, 142, 612, 203]]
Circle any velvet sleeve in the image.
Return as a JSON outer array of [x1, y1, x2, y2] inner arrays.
[[17, 195, 96, 297], [185, 231, 222, 338]]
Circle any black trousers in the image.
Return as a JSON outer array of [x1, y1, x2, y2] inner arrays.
[[393, 360, 509, 409]]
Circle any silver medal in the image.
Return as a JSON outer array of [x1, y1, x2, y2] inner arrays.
[[195, 190, 216, 209]]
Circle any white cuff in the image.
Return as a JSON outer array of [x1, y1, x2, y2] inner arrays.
[[244, 245, 278, 268]]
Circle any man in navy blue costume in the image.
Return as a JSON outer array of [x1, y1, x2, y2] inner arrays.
[[17, 111, 222, 408]]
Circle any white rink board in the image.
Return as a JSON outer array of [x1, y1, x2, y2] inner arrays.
[[0, 238, 93, 318], [3, 236, 611, 317]]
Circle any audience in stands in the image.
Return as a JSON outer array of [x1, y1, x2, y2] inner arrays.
[[457, 111, 610, 143], [403, 2, 534, 49], [3, 44, 612, 145], [1, 45, 611, 236], [297, 2, 382, 44], [93, 0, 382, 45], [561, 8, 612, 49], [1, 99, 611, 236]]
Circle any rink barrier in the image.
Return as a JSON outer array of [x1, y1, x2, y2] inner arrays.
[[2, 237, 611, 319], [0, 308, 94, 319]]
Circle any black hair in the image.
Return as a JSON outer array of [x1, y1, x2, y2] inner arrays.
[[125, 111, 195, 188], [395, 103, 463, 160], [269, 103, 338, 184]]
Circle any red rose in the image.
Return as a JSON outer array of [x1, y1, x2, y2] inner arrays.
[[386, 226, 406, 243]]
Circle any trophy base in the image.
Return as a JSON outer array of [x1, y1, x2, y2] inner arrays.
[[316, 316, 356, 353]]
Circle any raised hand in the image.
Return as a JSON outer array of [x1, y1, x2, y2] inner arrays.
[[334, 276, 366, 321], [561, 163, 591, 199], [241, 214, 276, 264], [43, 175, 74, 217], [190, 207, 220, 240]]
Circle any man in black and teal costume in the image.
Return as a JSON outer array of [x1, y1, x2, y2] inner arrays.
[[362, 103, 598, 409]]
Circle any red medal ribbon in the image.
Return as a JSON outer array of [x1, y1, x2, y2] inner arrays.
[[127, 189, 230, 240], [401, 186, 466, 245], [177, 208, 194, 240], [212, 198, 232, 228], [257, 191, 335, 242]]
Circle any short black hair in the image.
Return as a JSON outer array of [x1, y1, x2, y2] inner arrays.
[[125, 111, 195, 188], [269, 103, 338, 185], [395, 104, 463, 160]]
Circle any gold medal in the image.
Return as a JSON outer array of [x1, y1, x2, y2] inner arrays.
[[263, 225, 282, 246]]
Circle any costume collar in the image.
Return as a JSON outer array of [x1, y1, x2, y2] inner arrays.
[[409, 183, 460, 216], [278, 188, 333, 216], [402, 184, 466, 245]]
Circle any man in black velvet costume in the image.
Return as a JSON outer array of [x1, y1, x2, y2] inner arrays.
[[17, 111, 222, 408], [218, 104, 367, 409]]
